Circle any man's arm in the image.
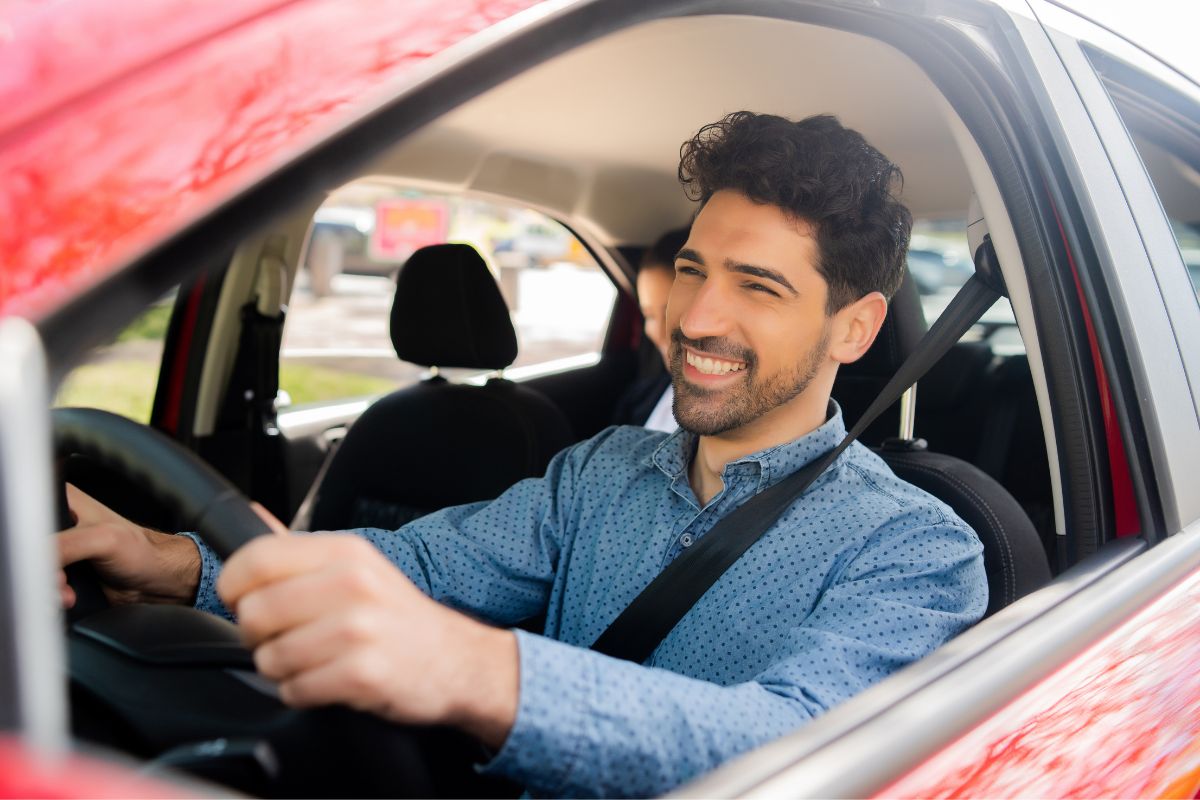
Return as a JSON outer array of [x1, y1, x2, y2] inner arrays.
[[58, 483, 221, 609], [190, 433, 595, 622], [218, 512, 983, 797]]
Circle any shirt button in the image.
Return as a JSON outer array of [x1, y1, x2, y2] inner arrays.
[[679, 533, 694, 547]]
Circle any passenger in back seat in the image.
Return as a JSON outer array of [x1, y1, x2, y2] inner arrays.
[[613, 227, 689, 433], [59, 111, 986, 798]]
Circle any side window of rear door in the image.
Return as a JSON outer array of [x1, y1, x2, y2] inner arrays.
[[279, 182, 617, 409], [1087, 49, 1200, 315], [908, 218, 1023, 354]]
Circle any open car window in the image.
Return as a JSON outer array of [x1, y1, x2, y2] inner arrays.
[[52, 291, 175, 423], [280, 182, 617, 408]]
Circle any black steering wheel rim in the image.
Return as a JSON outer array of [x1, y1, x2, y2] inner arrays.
[[52, 407, 272, 559], [52, 408, 455, 797]]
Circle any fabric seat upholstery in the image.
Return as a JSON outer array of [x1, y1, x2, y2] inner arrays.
[[878, 448, 1051, 617], [308, 243, 574, 531], [837, 270, 1052, 616]]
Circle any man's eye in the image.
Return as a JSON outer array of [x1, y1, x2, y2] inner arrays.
[[746, 282, 779, 297], [676, 266, 703, 277]]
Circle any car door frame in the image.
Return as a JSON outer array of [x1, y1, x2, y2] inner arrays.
[[1026, 0, 1200, 536]]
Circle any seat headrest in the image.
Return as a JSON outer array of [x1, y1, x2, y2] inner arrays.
[[389, 243, 518, 370], [841, 269, 928, 380]]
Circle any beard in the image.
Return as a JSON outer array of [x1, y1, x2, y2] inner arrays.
[[669, 324, 831, 436]]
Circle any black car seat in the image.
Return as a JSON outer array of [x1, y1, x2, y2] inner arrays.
[[834, 273, 1052, 617], [832, 271, 928, 448], [307, 243, 574, 532]]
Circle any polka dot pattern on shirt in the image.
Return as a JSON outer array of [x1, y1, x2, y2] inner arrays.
[[190, 402, 987, 798]]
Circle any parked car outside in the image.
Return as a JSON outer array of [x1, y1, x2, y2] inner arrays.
[[2, 0, 1200, 797]]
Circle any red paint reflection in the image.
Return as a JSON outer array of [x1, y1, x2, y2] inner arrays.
[[879, 569, 1200, 798], [0, 0, 542, 318]]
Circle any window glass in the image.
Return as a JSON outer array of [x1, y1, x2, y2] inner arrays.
[[1088, 49, 1200, 305], [909, 219, 1022, 354], [1125, 134, 1200, 302], [53, 293, 174, 422], [280, 183, 617, 407], [1171, 219, 1200, 297]]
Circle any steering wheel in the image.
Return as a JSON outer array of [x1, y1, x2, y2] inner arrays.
[[53, 407, 274, 558], [52, 408, 455, 796]]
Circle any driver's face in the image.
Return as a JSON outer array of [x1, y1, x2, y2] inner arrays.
[[667, 190, 834, 436]]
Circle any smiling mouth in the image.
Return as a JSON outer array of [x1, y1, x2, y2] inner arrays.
[[685, 349, 747, 376]]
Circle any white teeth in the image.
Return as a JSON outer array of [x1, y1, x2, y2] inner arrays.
[[686, 350, 746, 376]]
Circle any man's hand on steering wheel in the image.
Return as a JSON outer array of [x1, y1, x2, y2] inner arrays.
[[57, 483, 205, 609], [219, 534, 520, 749]]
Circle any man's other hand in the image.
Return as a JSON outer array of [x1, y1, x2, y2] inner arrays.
[[219, 535, 519, 748], [57, 484, 202, 608]]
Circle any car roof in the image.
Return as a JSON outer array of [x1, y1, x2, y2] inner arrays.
[[0, 0, 544, 320], [1, 0, 287, 135]]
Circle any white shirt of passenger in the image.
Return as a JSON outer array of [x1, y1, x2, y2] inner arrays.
[[644, 385, 677, 434]]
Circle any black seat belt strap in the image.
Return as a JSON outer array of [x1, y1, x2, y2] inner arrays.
[[590, 264, 1004, 664]]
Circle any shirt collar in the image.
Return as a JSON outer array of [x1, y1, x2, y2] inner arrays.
[[650, 400, 847, 493]]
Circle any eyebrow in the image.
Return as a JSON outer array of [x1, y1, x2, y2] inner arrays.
[[675, 247, 799, 297]]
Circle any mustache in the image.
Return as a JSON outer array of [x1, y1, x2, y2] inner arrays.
[[670, 330, 755, 367]]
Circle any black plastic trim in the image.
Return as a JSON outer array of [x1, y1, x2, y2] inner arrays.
[[71, 605, 255, 670]]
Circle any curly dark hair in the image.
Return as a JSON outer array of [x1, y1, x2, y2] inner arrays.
[[678, 112, 912, 312]]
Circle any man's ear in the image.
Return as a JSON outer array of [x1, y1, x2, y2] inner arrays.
[[829, 291, 888, 365]]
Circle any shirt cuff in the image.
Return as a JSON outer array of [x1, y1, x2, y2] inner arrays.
[[478, 629, 594, 796], [178, 532, 234, 622]]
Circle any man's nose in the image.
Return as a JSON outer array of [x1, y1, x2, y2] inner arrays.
[[678, 278, 732, 340]]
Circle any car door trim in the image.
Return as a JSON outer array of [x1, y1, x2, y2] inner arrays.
[[677, 525, 1200, 797]]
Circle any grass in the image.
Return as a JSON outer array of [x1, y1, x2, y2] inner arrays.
[[54, 361, 161, 422], [54, 359, 397, 422], [278, 364, 396, 406], [116, 303, 173, 343]]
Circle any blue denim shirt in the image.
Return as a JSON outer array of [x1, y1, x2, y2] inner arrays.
[[192, 405, 986, 797]]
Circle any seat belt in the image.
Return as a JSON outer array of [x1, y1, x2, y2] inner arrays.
[[590, 243, 1006, 663]]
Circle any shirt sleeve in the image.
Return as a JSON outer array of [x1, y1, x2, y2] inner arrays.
[[351, 444, 579, 624], [189, 437, 588, 625], [480, 516, 986, 798]]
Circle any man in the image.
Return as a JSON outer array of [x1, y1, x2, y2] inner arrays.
[[613, 227, 689, 432], [59, 112, 986, 798]]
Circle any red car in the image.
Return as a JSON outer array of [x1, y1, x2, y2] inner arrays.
[[2, 0, 1200, 796]]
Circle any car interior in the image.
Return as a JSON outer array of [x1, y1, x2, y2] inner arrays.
[[50, 9, 1136, 796], [209, 15, 1062, 568]]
